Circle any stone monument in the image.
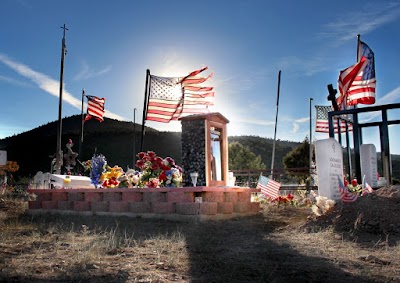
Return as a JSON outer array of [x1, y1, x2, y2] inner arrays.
[[180, 112, 229, 187], [360, 144, 378, 188], [315, 138, 343, 201]]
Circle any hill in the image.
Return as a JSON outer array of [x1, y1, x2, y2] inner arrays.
[[1, 115, 399, 181], [0, 115, 181, 177]]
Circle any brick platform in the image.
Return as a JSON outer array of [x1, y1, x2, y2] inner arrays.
[[27, 186, 261, 221]]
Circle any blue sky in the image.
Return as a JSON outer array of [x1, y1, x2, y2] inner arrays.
[[1, 0, 400, 154]]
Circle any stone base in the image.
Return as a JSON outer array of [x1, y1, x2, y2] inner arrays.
[[27, 186, 260, 221]]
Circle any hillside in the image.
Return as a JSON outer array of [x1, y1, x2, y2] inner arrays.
[[228, 135, 300, 170], [0, 115, 181, 177], [1, 114, 399, 181]]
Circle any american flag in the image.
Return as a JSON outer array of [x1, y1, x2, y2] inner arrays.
[[337, 41, 376, 108], [361, 175, 374, 196], [315, 105, 353, 133], [256, 175, 281, 199], [338, 176, 358, 203], [146, 67, 214, 123], [84, 95, 105, 122]]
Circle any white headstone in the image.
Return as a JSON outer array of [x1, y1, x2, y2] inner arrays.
[[0, 150, 7, 166], [360, 144, 378, 188], [315, 138, 343, 201], [33, 171, 44, 188]]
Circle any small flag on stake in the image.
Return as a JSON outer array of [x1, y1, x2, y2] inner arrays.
[[338, 175, 358, 203], [256, 174, 281, 200]]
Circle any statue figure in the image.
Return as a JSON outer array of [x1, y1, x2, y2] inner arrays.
[[64, 139, 78, 174]]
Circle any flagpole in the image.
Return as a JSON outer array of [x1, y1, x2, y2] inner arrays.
[[270, 70, 281, 178], [79, 88, 85, 162], [54, 24, 68, 174], [133, 107, 137, 168], [140, 69, 150, 152], [309, 97, 313, 182]]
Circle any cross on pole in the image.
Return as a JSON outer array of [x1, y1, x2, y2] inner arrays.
[[54, 24, 68, 174]]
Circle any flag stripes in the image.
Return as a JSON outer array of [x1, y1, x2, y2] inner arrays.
[[338, 176, 358, 203], [315, 105, 353, 133], [146, 67, 214, 123], [256, 175, 281, 199], [85, 95, 105, 122], [337, 41, 376, 108]]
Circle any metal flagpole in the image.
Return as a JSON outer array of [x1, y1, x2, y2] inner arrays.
[[309, 97, 313, 182], [133, 108, 137, 168], [270, 70, 281, 178], [351, 34, 362, 181], [79, 89, 85, 162], [54, 24, 68, 174], [140, 69, 150, 152]]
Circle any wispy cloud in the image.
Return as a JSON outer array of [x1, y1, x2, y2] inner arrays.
[[73, 61, 112, 80], [291, 117, 309, 133], [0, 54, 126, 121], [360, 86, 400, 122], [277, 55, 330, 76], [321, 2, 400, 43], [0, 74, 31, 87]]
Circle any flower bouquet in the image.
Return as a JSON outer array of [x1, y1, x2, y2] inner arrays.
[[135, 151, 182, 188]]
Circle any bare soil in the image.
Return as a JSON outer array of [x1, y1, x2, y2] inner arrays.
[[0, 188, 399, 283]]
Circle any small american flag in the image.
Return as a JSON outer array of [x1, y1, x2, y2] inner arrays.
[[338, 41, 376, 108], [362, 175, 374, 196], [315, 105, 353, 133], [338, 176, 358, 203], [85, 95, 105, 122], [256, 175, 281, 200], [146, 67, 214, 123]]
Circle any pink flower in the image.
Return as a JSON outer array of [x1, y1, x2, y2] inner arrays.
[[146, 178, 160, 188]]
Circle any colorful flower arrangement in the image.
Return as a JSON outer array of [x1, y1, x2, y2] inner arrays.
[[344, 178, 363, 195], [134, 151, 183, 188], [86, 151, 182, 189]]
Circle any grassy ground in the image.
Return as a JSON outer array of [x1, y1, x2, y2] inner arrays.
[[0, 198, 399, 283]]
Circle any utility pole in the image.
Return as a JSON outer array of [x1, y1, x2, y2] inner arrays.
[[54, 24, 68, 174]]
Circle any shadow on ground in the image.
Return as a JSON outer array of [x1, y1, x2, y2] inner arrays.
[[0, 208, 382, 283]]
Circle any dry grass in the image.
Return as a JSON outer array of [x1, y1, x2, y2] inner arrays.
[[0, 198, 399, 282]]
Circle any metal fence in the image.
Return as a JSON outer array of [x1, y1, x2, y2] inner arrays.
[[230, 168, 318, 191]]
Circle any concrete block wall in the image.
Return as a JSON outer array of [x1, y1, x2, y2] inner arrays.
[[27, 187, 261, 220]]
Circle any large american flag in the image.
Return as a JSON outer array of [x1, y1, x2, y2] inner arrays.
[[256, 175, 281, 200], [337, 41, 376, 108], [315, 105, 353, 133], [84, 95, 105, 122], [146, 67, 214, 123]]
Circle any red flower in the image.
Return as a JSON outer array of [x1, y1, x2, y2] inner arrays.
[[147, 151, 156, 158], [351, 179, 358, 187], [344, 179, 349, 187], [150, 163, 159, 170], [137, 152, 146, 159], [159, 171, 167, 182], [135, 160, 144, 169]]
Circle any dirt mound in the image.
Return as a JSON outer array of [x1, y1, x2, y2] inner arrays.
[[301, 186, 400, 242]]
